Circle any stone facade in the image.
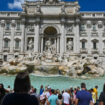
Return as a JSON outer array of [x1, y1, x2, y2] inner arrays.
[[0, 0, 105, 61]]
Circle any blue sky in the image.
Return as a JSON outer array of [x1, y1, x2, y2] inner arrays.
[[0, 0, 105, 11]]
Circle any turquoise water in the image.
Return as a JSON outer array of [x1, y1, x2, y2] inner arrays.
[[0, 74, 104, 96]]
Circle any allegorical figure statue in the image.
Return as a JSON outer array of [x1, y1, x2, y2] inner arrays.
[[28, 39, 34, 51], [45, 40, 52, 53], [66, 39, 73, 51], [44, 0, 59, 3]]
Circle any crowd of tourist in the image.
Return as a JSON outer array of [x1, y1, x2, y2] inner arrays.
[[0, 72, 105, 105]]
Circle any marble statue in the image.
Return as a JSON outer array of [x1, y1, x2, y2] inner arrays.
[[44, 0, 59, 3], [28, 39, 34, 51], [67, 26, 73, 33], [61, 5, 65, 14], [45, 40, 52, 53], [27, 25, 34, 32], [67, 39, 73, 51], [51, 44, 56, 54], [36, 5, 41, 13]]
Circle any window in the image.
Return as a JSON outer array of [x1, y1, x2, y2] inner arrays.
[[7, 13, 10, 16], [15, 55, 18, 58], [15, 40, 20, 49], [80, 24, 85, 31], [4, 40, 9, 48], [82, 56, 85, 59], [93, 42, 97, 49], [82, 41, 85, 49], [17, 23, 20, 30], [4, 55, 7, 61], [94, 57, 97, 59], [6, 23, 10, 30], [93, 24, 96, 31], [93, 14, 95, 17]]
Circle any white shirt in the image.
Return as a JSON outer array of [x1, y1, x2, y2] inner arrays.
[[62, 92, 70, 104], [42, 91, 50, 98]]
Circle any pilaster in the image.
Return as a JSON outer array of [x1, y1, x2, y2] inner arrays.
[[0, 20, 5, 52], [10, 20, 15, 53], [74, 19, 80, 54], [21, 19, 25, 53], [34, 23, 40, 53], [60, 24, 65, 55]]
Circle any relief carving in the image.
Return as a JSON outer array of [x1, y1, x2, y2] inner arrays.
[[27, 25, 34, 32], [66, 26, 73, 34], [65, 8, 74, 14]]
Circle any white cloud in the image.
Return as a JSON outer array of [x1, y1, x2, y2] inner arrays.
[[8, 0, 24, 9], [8, 0, 40, 10]]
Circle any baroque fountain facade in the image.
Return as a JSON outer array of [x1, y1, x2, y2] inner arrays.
[[0, 0, 105, 77]]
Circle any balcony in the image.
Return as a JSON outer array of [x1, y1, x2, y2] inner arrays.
[[80, 48, 88, 53], [3, 47, 10, 52], [14, 47, 21, 52], [91, 48, 99, 54]]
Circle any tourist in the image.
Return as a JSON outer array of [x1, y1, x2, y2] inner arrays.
[[31, 88, 40, 101], [6, 86, 11, 93], [0, 84, 5, 105], [58, 93, 63, 105], [91, 89, 96, 105], [72, 88, 77, 105], [93, 86, 98, 105], [47, 86, 51, 95], [1, 72, 39, 105], [75, 83, 93, 105], [47, 89, 58, 105], [62, 89, 70, 105], [40, 94, 46, 105], [30, 86, 34, 94], [44, 87, 50, 99], [76, 87, 80, 93], [99, 83, 105, 105], [41, 86, 50, 105], [40, 85, 44, 95]]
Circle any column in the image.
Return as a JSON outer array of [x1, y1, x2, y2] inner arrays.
[[65, 37, 67, 52], [60, 24, 65, 55], [34, 24, 39, 53], [99, 31, 103, 54], [74, 22, 80, 54], [0, 21, 4, 52], [57, 37, 59, 53], [54, 37, 57, 52], [41, 37, 43, 53], [87, 27, 91, 54], [10, 21, 15, 53], [21, 20, 25, 53]]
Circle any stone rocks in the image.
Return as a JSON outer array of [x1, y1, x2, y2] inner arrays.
[[0, 54, 105, 78]]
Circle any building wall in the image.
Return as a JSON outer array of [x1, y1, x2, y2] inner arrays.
[[0, 1, 105, 61]]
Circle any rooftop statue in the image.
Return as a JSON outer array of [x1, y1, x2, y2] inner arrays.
[[44, 0, 59, 3]]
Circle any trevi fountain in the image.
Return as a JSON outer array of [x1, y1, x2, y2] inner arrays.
[[0, 39, 105, 79], [0, 0, 105, 94]]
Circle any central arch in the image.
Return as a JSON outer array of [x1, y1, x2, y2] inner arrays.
[[44, 26, 57, 35], [40, 26, 60, 53]]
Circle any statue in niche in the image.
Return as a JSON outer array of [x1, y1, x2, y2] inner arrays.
[[44, 0, 59, 3], [51, 43, 56, 54], [36, 5, 41, 13], [28, 39, 34, 51], [45, 40, 52, 53], [66, 39, 73, 51]]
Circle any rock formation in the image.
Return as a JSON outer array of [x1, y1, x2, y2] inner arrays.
[[0, 53, 105, 78]]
